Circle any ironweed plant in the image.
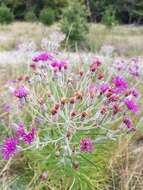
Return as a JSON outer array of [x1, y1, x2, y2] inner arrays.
[[0, 50, 142, 189]]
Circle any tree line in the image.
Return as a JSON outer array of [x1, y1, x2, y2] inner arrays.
[[0, 0, 143, 24]]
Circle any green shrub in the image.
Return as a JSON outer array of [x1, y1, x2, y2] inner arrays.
[[39, 8, 55, 26], [61, 0, 88, 48], [102, 6, 118, 28], [25, 10, 37, 22], [0, 5, 14, 24]]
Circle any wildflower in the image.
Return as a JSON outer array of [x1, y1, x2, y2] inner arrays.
[[79, 71, 84, 77], [130, 89, 139, 98], [16, 122, 25, 137], [14, 86, 29, 98], [51, 107, 58, 115], [114, 58, 126, 71], [90, 58, 102, 72], [90, 63, 98, 72], [123, 117, 133, 129], [33, 52, 53, 62], [17, 76, 23, 81], [100, 107, 107, 114], [70, 110, 77, 117], [88, 84, 96, 97], [2, 137, 19, 160], [22, 128, 36, 144], [94, 59, 102, 66], [54, 103, 60, 110], [61, 98, 68, 106], [69, 97, 76, 104], [75, 91, 83, 100], [30, 63, 37, 70], [66, 128, 74, 140], [81, 112, 88, 119], [16, 122, 36, 144], [80, 138, 93, 152], [38, 98, 45, 105], [113, 104, 121, 115], [108, 95, 119, 102], [100, 83, 109, 94], [112, 76, 128, 89], [51, 60, 68, 71], [129, 63, 139, 77], [98, 72, 104, 80], [124, 98, 139, 113]]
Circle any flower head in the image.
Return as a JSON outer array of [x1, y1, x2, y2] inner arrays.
[[51, 60, 68, 71], [114, 58, 126, 71], [124, 98, 139, 113], [14, 86, 29, 98], [22, 128, 36, 144], [130, 89, 139, 98], [123, 117, 133, 129], [112, 76, 128, 89], [16, 122, 36, 144], [129, 60, 140, 77], [80, 138, 93, 152], [2, 137, 19, 160], [33, 52, 53, 62], [100, 83, 109, 94], [16, 122, 25, 137]]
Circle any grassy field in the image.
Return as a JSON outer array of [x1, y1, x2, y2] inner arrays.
[[0, 22, 143, 190], [0, 22, 143, 56]]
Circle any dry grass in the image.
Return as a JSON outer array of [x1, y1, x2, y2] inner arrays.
[[88, 24, 143, 56], [108, 132, 143, 190], [0, 22, 143, 56], [0, 22, 59, 51]]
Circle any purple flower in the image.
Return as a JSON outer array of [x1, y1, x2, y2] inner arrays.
[[14, 86, 29, 98], [1, 137, 19, 160], [129, 59, 140, 77], [22, 128, 36, 144], [123, 117, 133, 129], [100, 83, 109, 93], [16, 122, 25, 137], [124, 98, 139, 113], [114, 58, 126, 71], [130, 89, 139, 98], [16, 122, 36, 144], [33, 52, 53, 62], [51, 60, 68, 71], [112, 76, 128, 89], [80, 138, 93, 152]]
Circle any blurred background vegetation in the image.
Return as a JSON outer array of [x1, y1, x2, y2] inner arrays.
[[0, 0, 143, 24], [0, 0, 142, 54]]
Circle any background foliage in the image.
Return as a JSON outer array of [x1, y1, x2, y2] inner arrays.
[[0, 0, 142, 24]]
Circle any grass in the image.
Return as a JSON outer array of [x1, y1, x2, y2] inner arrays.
[[0, 22, 58, 51], [87, 24, 143, 56], [0, 22, 143, 56]]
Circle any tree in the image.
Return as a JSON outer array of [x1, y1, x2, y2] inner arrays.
[[61, 0, 88, 48]]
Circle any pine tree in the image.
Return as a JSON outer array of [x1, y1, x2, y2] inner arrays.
[[61, 0, 88, 48]]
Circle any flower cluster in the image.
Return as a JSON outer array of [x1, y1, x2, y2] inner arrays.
[[1, 122, 36, 160], [1, 51, 141, 164]]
